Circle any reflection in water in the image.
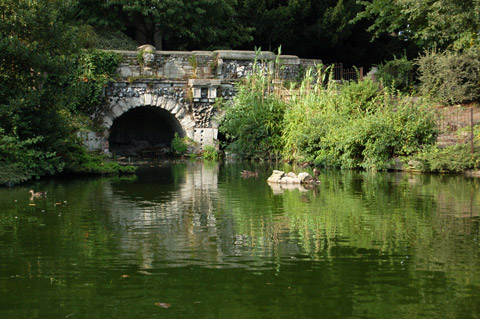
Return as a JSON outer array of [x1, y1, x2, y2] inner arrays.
[[267, 181, 318, 194], [0, 163, 479, 318], [105, 162, 222, 270]]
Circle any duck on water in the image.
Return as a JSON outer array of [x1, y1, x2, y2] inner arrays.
[[29, 190, 47, 199], [240, 170, 259, 178]]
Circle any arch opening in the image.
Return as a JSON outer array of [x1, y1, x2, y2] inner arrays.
[[108, 106, 184, 157]]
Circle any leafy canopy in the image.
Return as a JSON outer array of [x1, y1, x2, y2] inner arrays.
[[74, 0, 253, 50], [355, 0, 480, 50]]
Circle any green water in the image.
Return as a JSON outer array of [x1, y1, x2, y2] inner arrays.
[[1, 162, 479, 318]]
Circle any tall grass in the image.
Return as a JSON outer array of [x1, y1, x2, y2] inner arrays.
[[283, 72, 437, 170], [219, 62, 438, 170], [219, 55, 286, 159]]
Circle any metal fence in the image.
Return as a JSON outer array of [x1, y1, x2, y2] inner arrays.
[[330, 63, 364, 82], [435, 107, 477, 152]]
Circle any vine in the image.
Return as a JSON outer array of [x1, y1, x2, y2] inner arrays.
[[71, 49, 121, 115]]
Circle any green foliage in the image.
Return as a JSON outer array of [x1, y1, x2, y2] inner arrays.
[[337, 76, 380, 111], [0, 130, 64, 185], [412, 144, 479, 173], [93, 28, 138, 50], [416, 49, 480, 104], [219, 63, 437, 170], [0, 0, 81, 184], [376, 54, 415, 92], [171, 133, 188, 155], [219, 62, 286, 159], [70, 50, 121, 114], [282, 76, 437, 170], [237, 0, 378, 65], [0, 0, 128, 185], [202, 145, 219, 161], [64, 147, 136, 175], [189, 55, 198, 76], [72, 0, 404, 68], [74, 0, 252, 50], [136, 50, 144, 65], [76, 25, 138, 51], [356, 0, 480, 50]]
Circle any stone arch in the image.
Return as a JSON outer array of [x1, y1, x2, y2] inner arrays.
[[103, 94, 196, 155]]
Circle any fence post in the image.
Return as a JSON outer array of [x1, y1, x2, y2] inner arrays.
[[471, 107, 474, 155], [359, 67, 363, 81]]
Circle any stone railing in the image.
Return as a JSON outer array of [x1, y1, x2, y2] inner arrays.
[[112, 45, 321, 82]]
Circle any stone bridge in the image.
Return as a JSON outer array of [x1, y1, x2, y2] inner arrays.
[[83, 46, 320, 156]]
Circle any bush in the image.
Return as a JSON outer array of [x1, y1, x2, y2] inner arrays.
[[0, 130, 64, 184], [70, 49, 121, 115], [202, 145, 220, 161], [219, 62, 438, 170], [376, 54, 416, 92], [412, 144, 479, 172], [171, 132, 188, 154], [219, 63, 286, 159], [282, 77, 437, 170], [94, 28, 138, 51], [62, 143, 136, 175], [417, 49, 480, 104]]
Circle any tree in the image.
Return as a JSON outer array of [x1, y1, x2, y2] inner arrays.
[[235, 0, 409, 66], [0, 0, 81, 181], [74, 0, 252, 50], [355, 0, 480, 50], [0, 0, 78, 141]]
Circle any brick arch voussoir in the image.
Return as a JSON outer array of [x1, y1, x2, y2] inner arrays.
[[103, 95, 196, 139]]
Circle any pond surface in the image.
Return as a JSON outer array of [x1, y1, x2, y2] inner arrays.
[[1, 162, 479, 318]]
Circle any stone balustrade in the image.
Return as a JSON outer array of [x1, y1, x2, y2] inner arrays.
[[112, 45, 321, 82]]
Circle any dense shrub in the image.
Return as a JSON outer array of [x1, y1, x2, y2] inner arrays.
[[94, 28, 138, 51], [412, 144, 479, 172], [202, 145, 220, 161], [417, 49, 480, 104], [171, 132, 188, 154], [70, 49, 121, 115], [282, 77, 437, 170], [0, 130, 64, 184], [63, 145, 136, 175], [376, 54, 416, 92], [219, 64, 286, 159], [0, 1, 124, 185], [219, 63, 438, 170]]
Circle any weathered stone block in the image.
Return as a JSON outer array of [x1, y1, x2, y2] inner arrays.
[[116, 99, 128, 112], [132, 96, 143, 107], [142, 93, 150, 105], [180, 117, 195, 129], [112, 105, 124, 118], [156, 96, 166, 108], [164, 62, 186, 79], [175, 107, 186, 119], [167, 100, 179, 113]]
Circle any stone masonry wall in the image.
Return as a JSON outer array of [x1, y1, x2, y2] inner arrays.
[[90, 47, 321, 154], [113, 47, 321, 81]]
